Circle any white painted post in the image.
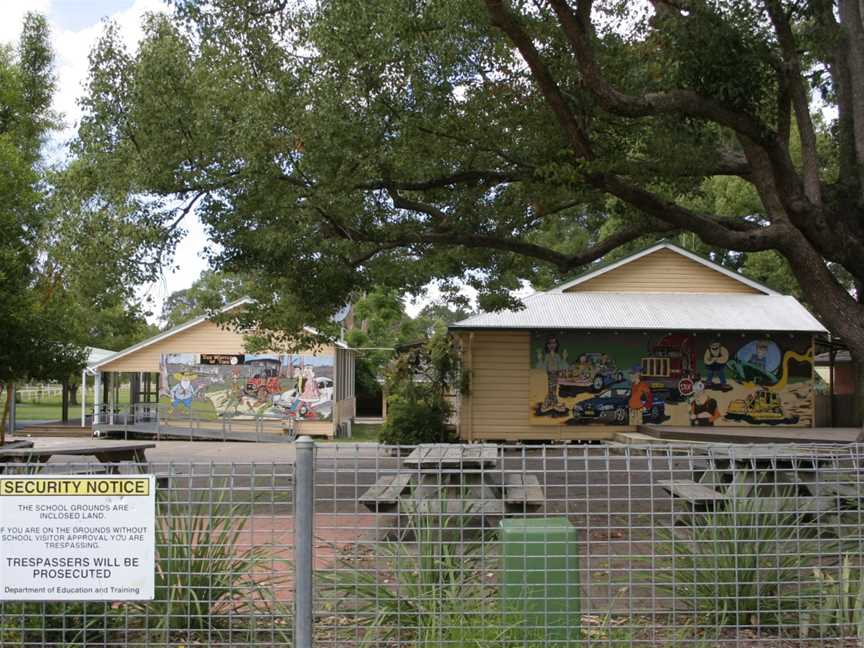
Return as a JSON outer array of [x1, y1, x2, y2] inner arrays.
[[108, 373, 114, 425], [94, 372, 102, 425], [81, 369, 87, 428]]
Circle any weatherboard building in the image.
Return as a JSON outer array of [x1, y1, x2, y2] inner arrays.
[[449, 241, 826, 442]]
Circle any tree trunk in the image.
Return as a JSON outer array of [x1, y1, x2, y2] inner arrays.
[[0, 383, 12, 446], [68, 382, 79, 406], [61, 379, 69, 423]]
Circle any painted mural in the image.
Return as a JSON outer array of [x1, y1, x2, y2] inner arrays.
[[159, 353, 334, 421], [529, 332, 814, 427]]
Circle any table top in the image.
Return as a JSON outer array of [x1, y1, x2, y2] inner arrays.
[[403, 444, 499, 468], [704, 444, 847, 463], [0, 440, 155, 458]]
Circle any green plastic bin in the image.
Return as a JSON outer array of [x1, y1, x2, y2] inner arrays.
[[500, 517, 580, 643]]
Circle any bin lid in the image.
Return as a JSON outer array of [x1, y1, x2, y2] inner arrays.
[[499, 517, 572, 530]]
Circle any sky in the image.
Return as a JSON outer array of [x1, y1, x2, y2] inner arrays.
[[0, 0, 210, 323]]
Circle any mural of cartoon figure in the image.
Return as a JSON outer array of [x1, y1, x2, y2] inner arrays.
[[749, 340, 770, 371], [703, 341, 731, 391], [728, 339, 782, 385], [301, 365, 320, 400], [535, 335, 569, 415], [627, 366, 653, 426], [689, 381, 720, 426], [223, 368, 246, 415], [170, 371, 197, 414]]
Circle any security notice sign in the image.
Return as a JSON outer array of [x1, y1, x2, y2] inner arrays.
[[0, 476, 155, 601]]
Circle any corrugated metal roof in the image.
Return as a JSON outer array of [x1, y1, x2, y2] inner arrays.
[[450, 292, 826, 332]]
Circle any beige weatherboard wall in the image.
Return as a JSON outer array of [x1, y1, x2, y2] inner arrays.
[[451, 242, 826, 442], [90, 299, 355, 438]]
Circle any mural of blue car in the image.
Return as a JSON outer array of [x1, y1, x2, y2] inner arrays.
[[570, 384, 666, 424]]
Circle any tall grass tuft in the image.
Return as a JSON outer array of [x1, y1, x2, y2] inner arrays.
[[800, 554, 864, 642], [320, 506, 491, 646], [126, 482, 291, 644]]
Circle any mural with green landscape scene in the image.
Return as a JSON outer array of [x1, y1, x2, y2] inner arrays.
[[160, 353, 334, 421], [529, 331, 814, 427]]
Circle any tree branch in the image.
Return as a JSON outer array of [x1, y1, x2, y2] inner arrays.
[[590, 171, 784, 251], [764, 0, 822, 205], [839, 0, 864, 197], [359, 169, 526, 191], [483, 0, 593, 158], [544, 0, 771, 143]]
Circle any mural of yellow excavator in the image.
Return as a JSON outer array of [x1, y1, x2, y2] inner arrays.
[[725, 387, 800, 425]]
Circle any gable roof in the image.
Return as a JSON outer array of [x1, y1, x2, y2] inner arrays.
[[549, 241, 779, 295], [89, 297, 347, 371]]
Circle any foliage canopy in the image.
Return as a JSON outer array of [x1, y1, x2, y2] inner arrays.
[[77, 1, 864, 357]]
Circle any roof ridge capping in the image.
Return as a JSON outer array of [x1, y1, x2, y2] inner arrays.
[[547, 240, 779, 295]]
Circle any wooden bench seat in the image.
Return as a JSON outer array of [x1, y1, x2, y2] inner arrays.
[[359, 473, 413, 512], [657, 479, 727, 504], [502, 473, 544, 509]]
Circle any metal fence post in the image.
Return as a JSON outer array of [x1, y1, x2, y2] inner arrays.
[[295, 435, 315, 648]]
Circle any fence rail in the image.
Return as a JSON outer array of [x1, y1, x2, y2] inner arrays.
[[1, 442, 863, 646], [92, 403, 297, 442]]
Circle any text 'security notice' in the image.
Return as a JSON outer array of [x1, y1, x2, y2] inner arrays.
[[0, 476, 155, 601]]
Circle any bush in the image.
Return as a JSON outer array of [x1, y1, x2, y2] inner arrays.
[[0, 600, 116, 646], [380, 323, 460, 445], [653, 486, 838, 629], [379, 385, 455, 445], [801, 554, 864, 641], [320, 507, 490, 646]]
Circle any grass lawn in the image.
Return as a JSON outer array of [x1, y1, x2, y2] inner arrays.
[[331, 422, 381, 443], [14, 386, 130, 421]]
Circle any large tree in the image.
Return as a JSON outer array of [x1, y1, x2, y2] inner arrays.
[[77, 1, 864, 358], [0, 14, 89, 438]]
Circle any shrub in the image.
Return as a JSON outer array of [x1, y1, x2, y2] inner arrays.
[[0, 600, 116, 647], [379, 385, 456, 445], [380, 323, 460, 445], [320, 507, 489, 646], [653, 486, 837, 629]]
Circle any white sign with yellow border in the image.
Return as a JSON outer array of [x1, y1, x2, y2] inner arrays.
[[0, 475, 155, 600]]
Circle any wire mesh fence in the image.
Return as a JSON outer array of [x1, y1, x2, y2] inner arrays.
[[313, 442, 864, 647], [0, 462, 294, 647], [0, 442, 863, 647]]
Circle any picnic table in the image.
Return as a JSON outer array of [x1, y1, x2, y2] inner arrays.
[[657, 444, 863, 524], [0, 439, 155, 474], [360, 444, 544, 520]]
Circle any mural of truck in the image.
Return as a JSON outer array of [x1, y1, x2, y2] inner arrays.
[[725, 388, 799, 425], [557, 352, 625, 396], [639, 334, 699, 401], [245, 374, 283, 402]]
